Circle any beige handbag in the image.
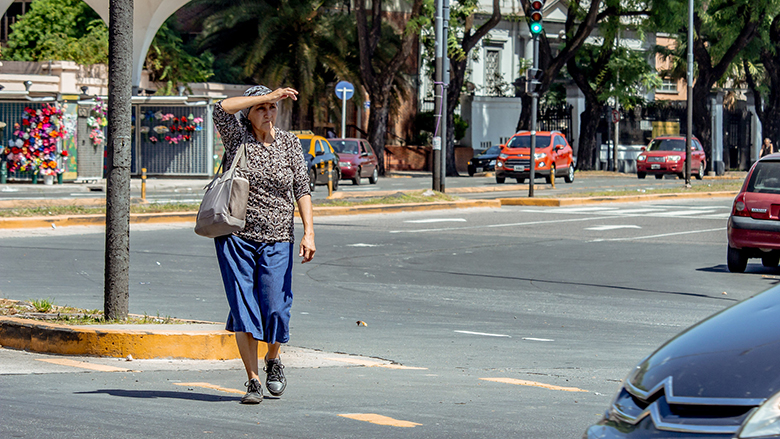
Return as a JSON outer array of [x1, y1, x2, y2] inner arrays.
[[194, 144, 250, 238]]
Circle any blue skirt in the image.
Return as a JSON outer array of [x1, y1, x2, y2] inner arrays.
[[214, 235, 293, 344]]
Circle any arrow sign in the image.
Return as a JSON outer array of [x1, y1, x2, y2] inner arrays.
[[335, 81, 354, 100]]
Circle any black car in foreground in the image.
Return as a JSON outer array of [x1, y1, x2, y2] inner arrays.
[[585, 285, 780, 439], [468, 144, 501, 176]]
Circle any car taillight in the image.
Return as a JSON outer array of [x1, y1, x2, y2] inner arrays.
[[733, 194, 749, 217]]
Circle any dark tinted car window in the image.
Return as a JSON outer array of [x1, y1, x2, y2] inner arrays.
[[554, 136, 566, 148], [507, 135, 551, 148], [331, 140, 360, 154], [648, 139, 685, 152], [747, 161, 780, 193], [363, 142, 375, 155], [483, 145, 501, 155], [315, 141, 325, 154], [299, 138, 311, 154]]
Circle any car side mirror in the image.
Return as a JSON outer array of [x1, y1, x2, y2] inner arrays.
[[315, 150, 324, 157], [641, 146, 646, 151], [361, 152, 368, 157]]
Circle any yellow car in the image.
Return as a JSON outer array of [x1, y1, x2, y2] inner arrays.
[[292, 131, 340, 192]]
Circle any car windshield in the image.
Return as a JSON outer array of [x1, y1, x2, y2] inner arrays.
[[648, 139, 685, 152], [506, 135, 551, 149], [299, 139, 311, 154], [747, 161, 780, 193], [330, 140, 359, 154], [479, 145, 501, 156]]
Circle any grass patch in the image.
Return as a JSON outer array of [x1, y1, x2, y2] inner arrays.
[[0, 298, 182, 325], [0, 202, 202, 218], [317, 190, 463, 206], [546, 180, 742, 198]]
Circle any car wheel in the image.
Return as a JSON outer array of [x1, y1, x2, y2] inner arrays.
[[655, 174, 664, 179], [695, 162, 704, 180], [677, 172, 685, 179], [638, 172, 646, 179], [727, 246, 748, 273], [308, 169, 316, 192], [496, 175, 506, 184], [564, 163, 575, 183], [762, 255, 779, 268], [353, 167, 361, 185], [331, 170, 339, 191], [468, 168, 475, 177], [546, 164, 555, 184], [516, 177, 525, 184], [369, 168, 379, 184]]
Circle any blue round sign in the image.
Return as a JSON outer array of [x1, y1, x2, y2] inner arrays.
[[335, 81, 354, 100]]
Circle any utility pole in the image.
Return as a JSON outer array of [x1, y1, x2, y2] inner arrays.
[[684, 0, 693, 186], [433, 0, 448, 192], [104, 0, 133, 320]]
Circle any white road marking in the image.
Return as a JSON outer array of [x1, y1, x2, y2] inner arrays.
[[404, 218, 467, 223], [455, 330, 511, 338], [522, 337, 555, 342], [346, 243, 380, 247], [389, 215, 626, 233], [593, 227, 725, 242], [608, 208, 664, 214], [586, 225, 641, 231], [654, 210, 716, 217]]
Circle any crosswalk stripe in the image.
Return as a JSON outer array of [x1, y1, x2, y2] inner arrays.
[[173, 382, 244, 395], [480, 377, 588, 392], [339, 413, 422, 427], [35, 358, 136, 373]]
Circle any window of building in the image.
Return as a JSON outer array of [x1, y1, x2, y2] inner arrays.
[[485, 49, 503, 97], [657, 78, 678, 93]]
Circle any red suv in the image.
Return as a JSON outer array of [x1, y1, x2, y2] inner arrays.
[[494, 131, 575, 184], [727, 153, 780, 272], [636, 136, 706, 180]]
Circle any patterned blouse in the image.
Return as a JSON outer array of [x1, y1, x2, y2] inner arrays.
[[213, 101, 310, 243]]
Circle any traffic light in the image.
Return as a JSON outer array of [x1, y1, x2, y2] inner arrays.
[[525, 67, 543, 95], [529, 0, 545, 35]]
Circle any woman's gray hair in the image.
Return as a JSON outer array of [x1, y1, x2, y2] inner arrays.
[[239, 85, 273, 126]]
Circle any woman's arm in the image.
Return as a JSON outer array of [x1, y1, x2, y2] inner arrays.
[[221, 88, 298, 114], [296, 195, 315, 263]]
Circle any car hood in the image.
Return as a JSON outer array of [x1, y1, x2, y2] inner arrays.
[[503, 146, 550, 155], [336, 153, 359, 161], [642, 151, 686, 157], [628, 286, 780, 400], [475, 153, 499, 160]]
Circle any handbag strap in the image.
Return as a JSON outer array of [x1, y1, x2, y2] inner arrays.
[[216, 144, 247, 175]]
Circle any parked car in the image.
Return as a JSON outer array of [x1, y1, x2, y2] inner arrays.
[[467, 144, 501, 176], [494, 131, 575, 184], [584, 283, 780, 439], [636, 135, 706, 180], [329, 138, 379, 185], [727, 153, 780, 272], [293, 131, 340, 192]]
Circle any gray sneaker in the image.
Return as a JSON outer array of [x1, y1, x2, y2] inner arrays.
[[241, 378, 263, 404], [264, 357, 287, 396]]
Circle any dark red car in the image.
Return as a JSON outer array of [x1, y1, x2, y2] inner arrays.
[[636, 135, 706, 180], [727, 153, 780, 272], [329, 138, 379, 185]]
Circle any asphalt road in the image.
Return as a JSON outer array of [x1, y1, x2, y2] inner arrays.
[[1, 197, 775, 438]]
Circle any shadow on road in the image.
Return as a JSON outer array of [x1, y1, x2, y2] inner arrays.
[[75, 389, 238, 402]]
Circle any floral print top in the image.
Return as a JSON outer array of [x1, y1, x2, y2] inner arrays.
[[213, 101, 310, 243]]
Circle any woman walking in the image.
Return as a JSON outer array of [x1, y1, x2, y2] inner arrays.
[[213, 85, 315, 404]]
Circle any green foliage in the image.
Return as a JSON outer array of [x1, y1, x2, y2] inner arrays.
[[30, 298, 54, 313], [144, 19, 215, 95], [2, 0, 108, 64], [414, 111, 469, 145]]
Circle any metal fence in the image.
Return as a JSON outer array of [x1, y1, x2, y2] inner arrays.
[[133, 105, 210, 176], [537, 104, 573, 141], [1, 101, 44, 181]]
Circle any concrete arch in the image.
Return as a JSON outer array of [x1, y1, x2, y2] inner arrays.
[[1, 0, 191, 87]]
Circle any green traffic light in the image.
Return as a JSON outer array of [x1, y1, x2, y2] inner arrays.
[[530, 22, 543, 34]]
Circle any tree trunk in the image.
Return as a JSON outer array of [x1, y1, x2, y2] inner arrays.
[[367, 100, 390, 174], [577, 103, 604, 170]]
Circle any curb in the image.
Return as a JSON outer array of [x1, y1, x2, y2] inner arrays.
[[0, 316, 261, 360]]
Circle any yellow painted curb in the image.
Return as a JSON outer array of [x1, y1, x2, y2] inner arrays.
[[0, 316, 263, 360], [308, 199, 501, 216]]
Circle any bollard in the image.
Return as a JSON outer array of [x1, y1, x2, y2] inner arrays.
[[550, 167, 555, 188], [141, 168, 147, 201], [0, 161, 6, 184], [327, 161, 333, 197]]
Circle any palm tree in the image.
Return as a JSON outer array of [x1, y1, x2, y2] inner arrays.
[[197, 0, 356, 128]]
